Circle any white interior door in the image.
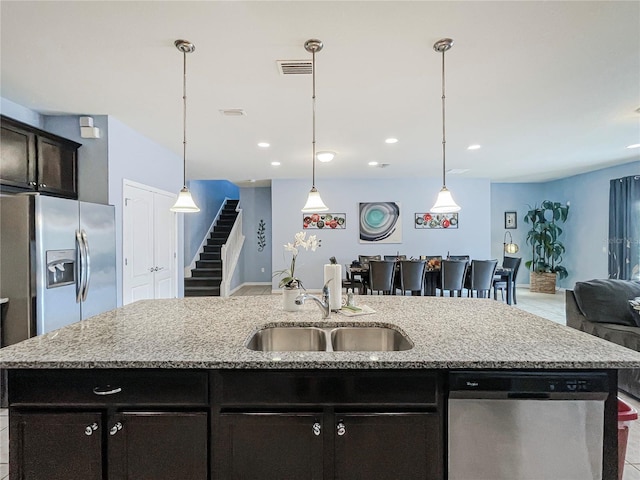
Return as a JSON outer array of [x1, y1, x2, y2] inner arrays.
[[123, 182, 177, 304], [153, 192, 176, 299]]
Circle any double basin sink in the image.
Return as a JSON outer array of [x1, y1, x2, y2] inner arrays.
[[246, 325, 413, 352]]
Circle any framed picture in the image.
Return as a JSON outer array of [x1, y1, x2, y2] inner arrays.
[[303, 213, 346, 229], [505, 211, 517, 229], [359, 202, 402, 243], [415, 212, 458, 229]]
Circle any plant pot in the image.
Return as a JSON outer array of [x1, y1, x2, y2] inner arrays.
[[282, 287, 302, 311], [530, 272, 557, 294]]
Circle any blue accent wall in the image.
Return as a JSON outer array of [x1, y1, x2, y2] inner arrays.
[[239, 187, 272, 283], [0, 97, 43, 128], [184, 180, 240, 267], [271, 177, 491, 291], [491, 160, 640, 289]]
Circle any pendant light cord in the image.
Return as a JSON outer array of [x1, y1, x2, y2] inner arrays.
[[311, 48, 317, 189], [441, 47, 446, 188], [182, 49, 188, 189]]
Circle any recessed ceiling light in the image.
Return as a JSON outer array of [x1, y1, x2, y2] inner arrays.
[[368, 161, 379, 166], [316, 151, 335, 162], [467, 144, 481, 150], [258, 142, 270, 148], [271, 161, 281, 166], [626, 143, 640, 149], [385, 138, 398, 144]]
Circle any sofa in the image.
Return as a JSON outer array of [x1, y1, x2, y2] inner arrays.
[[566, 279, 640, 400]]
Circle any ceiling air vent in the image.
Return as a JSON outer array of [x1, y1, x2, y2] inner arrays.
[[277, 60, 313, 75], [219, 109, 246, 117]]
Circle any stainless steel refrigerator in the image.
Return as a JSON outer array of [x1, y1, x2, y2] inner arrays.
[[0, 194, 116, 346]]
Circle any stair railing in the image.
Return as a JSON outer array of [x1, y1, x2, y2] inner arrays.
[[220, 207, 245, 297]]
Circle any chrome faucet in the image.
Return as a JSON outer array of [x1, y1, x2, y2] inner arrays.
[[295, 279, 332, 319]]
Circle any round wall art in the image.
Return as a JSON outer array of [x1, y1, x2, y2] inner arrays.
[[359, 202, 402, 243]]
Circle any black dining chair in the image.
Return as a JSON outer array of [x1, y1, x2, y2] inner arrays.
[[398, 260, 426, 296], [465, 259, 498, 298], [342, 264, 364, 295], [437, 260, 468, 297], [494, 256, 522, 304], [367, 260, 396, 295], [448, 255, 470, 262], [358, 255, 381, 267], [384, 255, 407, 261]]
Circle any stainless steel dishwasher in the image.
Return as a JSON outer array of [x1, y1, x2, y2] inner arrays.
[[448, 371, 609, 480]]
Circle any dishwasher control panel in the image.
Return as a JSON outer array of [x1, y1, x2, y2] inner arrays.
[[449, 371, 609, 398]]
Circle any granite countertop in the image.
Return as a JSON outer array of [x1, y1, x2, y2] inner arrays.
[[1, 295, 640, 369]]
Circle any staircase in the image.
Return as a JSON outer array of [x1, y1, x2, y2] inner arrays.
[[184, 199, 239, 297]]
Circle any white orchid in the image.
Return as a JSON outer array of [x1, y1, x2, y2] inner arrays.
[[274, 231, 322, 289]]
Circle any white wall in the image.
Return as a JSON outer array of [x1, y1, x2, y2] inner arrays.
[[107, 116, 184, 304], [271, 177, 492, 290]]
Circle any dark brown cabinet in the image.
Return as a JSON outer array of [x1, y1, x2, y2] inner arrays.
[[218, 413, 324, 479], [11, 411, 103, 480], [214, 370, 444, 480], [8, 369, 209, 480], [1, 115, 80, 198]]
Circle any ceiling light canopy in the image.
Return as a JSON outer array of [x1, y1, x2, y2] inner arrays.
[[368, 161, 379, 166], [626, 143, 640, 149], [385, 138, 399, 144], [271, 161, 281, 166], [258, 142, 270, 148], [467, 144, 482, 150], [170, 39, 200, 213], [430, 38, 461, 214], [301, 39, 329, 213]]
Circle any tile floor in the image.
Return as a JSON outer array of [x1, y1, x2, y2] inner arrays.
[[0, 286, 637, 479]]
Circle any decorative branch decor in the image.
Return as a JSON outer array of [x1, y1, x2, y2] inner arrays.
[[257, 219, 266, 252]]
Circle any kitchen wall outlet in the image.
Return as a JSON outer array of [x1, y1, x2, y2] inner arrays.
[[261, 267, 265, 272]]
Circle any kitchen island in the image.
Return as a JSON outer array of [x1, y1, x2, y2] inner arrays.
[[1, 295, 640, 479]]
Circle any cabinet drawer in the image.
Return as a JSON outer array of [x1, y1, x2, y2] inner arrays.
[[8, 369, 208, 406], [217, 370, 440, 407]]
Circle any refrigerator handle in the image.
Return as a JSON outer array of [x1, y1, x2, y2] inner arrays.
[[81, 230, 91, 301], [75, 230, 85, 303]]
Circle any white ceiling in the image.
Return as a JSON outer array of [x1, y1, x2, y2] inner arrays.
[[1, 1, 639, 186]]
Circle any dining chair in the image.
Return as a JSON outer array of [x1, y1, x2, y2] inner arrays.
[[358, 255, 381, 267], [398, 260, 426, 295], [465, 259, 498, 298], [367, 260, 396, 295], [384, 255, 407, 261], [493, 256, 522, 304], [438, 260, 468, 297], [342, 264, 364, 295], [448, 255, 470, 262]]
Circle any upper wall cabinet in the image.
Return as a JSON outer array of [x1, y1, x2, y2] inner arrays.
[[0, 115, 81, 199]]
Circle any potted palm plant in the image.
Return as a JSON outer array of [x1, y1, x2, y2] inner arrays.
[[523, 200, 570, 294]]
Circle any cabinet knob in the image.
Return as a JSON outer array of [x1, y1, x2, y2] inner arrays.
[[28, 181, 37, 187], [312, 422, 321, 436], [84, 423, 99, 436], [336, 421, 346, 436], [109, 422, 123, 436], [39, 183, 46, 188]]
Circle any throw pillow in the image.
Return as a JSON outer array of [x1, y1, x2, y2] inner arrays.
[[574, 279, 640, 327]]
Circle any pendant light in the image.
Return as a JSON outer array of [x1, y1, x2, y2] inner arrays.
[[170, 39, 200, 213], [301, 39, 329, 213], [503, 231, 520, 256], [430, 38, 461, 214]]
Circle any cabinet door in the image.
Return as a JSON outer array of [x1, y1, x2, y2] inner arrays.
[[10, 411, 103, 480], [36, 135, 78, 198], [333, 413, 442, 480], [0, 119, 36, 190], [108, 411, 208, 480], [217, 413, 324, 480]]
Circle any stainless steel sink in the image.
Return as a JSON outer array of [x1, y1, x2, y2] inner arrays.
[[331, 327, 413, 351], [245, 326, 327, 351], [246, 325, 412, 352]]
